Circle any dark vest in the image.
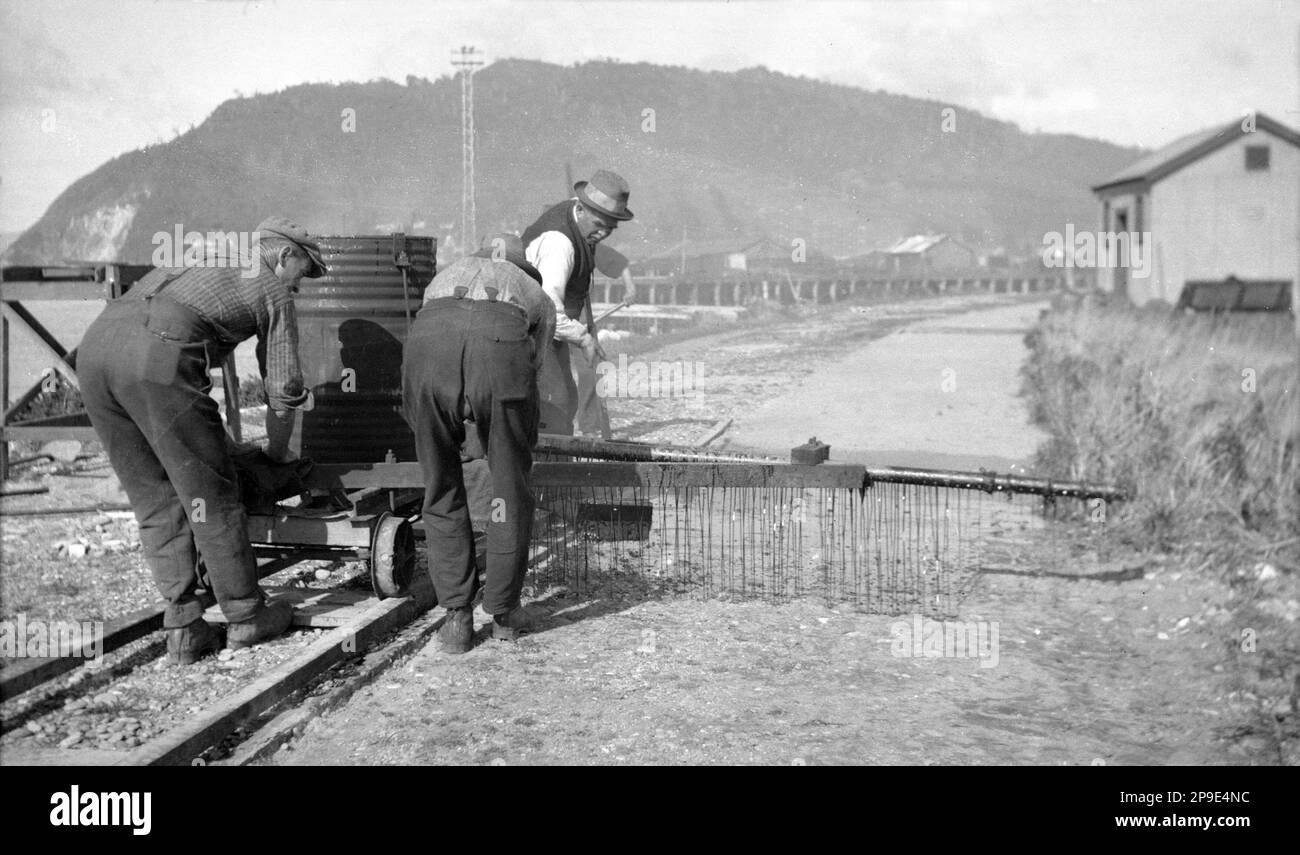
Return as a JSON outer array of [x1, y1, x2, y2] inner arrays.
[[521, 200, 593, 320]]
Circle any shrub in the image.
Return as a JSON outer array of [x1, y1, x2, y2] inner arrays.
[[1021, 301, 1298, 571]]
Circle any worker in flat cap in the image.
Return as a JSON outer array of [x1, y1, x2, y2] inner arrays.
[[78, 216, 326, 665], [403, 233, 556, 653], [522, 169, 634, 436]]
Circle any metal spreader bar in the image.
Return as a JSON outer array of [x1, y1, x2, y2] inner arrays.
[[534, 433, 1127, 502]]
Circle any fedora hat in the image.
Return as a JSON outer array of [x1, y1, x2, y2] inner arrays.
[[574, 169, 633, 222]]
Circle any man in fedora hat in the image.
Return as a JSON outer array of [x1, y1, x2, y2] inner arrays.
[[77, 216, 326, 665], [404, 233, 556, 653], [522, 169, 634, 437]]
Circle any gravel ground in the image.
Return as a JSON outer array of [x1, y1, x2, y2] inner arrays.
[[271, 290, 1293, 765], [3, 290, 1292, 765], [0, 453, 379, 764], [0, 556, 381, 763], [272, 527, 1273, 766]]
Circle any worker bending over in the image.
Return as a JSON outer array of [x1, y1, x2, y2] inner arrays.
[[78, 217, 326, 665], [403, 233, 555, 653]]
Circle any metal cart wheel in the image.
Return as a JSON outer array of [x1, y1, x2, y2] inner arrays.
[[370, 511, 415, 599]]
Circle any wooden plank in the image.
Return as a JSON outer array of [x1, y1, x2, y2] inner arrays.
[[695, 417, 733, 448], [6, 302, 70, 359], [245, 509, 376, 548], [1, 265, 103, 282], [0, 485, 48, 497], [219, 530, 569, 765], [0, 282, 109, 302], [0, 556, 302, 700], [0, 503, 133, 516], [1, 304, 79, 389], [219, 607, 442, 765], [118, 575, 436, 766], [1, 264, 151, 299], [4, 412, 92, 428], [0, 426, 100, 442], [252, 546, 364, 563], [203, 587, 376, 628], [306, 462, 427, 490], [0, 602, 166, 701]]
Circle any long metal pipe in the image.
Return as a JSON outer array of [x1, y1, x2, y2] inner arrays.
[[533, 433, 1127, 501], [862, 465, 1126, 502]]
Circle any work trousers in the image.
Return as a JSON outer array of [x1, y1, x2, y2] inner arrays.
[[538, 338, 609, 437], [401, 297, 539, 614], [537, 339, 578, 435], [77, 297, 263, 628]]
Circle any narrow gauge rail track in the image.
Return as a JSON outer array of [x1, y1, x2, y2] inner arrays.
[[0, 521, 575, 766], [1, 553, 309, 701]]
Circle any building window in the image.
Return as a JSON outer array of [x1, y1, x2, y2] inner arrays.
[[1245, 145, 1270, 171]]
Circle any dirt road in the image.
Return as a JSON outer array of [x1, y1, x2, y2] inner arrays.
[[271, 294, 1268, 766], [727, 301, 1049, 472]]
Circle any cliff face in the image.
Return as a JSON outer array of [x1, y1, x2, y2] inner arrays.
[[3, 59, 1140, 265]]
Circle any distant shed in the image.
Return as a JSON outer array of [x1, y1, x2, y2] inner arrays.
[[1090, 112, 1299, 310], [883, 234, 974, 274]]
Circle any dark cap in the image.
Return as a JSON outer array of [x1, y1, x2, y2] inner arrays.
[[256, 216, 328, 278]]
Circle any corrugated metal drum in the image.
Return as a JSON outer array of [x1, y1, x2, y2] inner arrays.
[[294, 235, 436, 464]]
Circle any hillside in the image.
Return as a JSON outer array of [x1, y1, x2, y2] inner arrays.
[[2, 59, 1140, 265]]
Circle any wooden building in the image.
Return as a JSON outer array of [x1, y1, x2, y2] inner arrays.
[[1090, 112, 1299, 308], [883, 234, 975, 274]]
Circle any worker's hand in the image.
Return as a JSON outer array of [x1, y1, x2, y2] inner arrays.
[[581, 332, 606, 366]]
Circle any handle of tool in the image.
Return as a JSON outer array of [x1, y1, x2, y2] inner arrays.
[[594, 299, 630, 325]]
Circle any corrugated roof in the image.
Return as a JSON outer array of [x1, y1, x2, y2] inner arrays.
[[1095, 122, 1236, 188], [886, 234, 948, 255], [1093, 112, 1300, 192]]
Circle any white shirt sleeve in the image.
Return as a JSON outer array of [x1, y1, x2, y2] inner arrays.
[[525, 230, 589, 345]]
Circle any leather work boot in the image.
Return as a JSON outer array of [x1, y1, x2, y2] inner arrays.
[[492, 606, 536, 642], [439, 607, 474, 654], [167, 619, 224, 666], [226, 599, 295, 650]]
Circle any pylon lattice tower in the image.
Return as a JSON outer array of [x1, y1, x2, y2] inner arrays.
[[451, 46, 484, 254]]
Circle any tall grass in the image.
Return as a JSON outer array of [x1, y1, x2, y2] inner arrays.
[[1022, 294, 1298, 568]]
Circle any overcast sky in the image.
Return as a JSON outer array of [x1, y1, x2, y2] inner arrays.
[[0, 0, 1295, 232]]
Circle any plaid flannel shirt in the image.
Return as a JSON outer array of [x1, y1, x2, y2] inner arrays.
[[126, 264, 308, 411]]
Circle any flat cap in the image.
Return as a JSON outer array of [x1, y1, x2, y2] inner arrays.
[[256, 216, 328, 278], [471, 232, 542, 284]]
